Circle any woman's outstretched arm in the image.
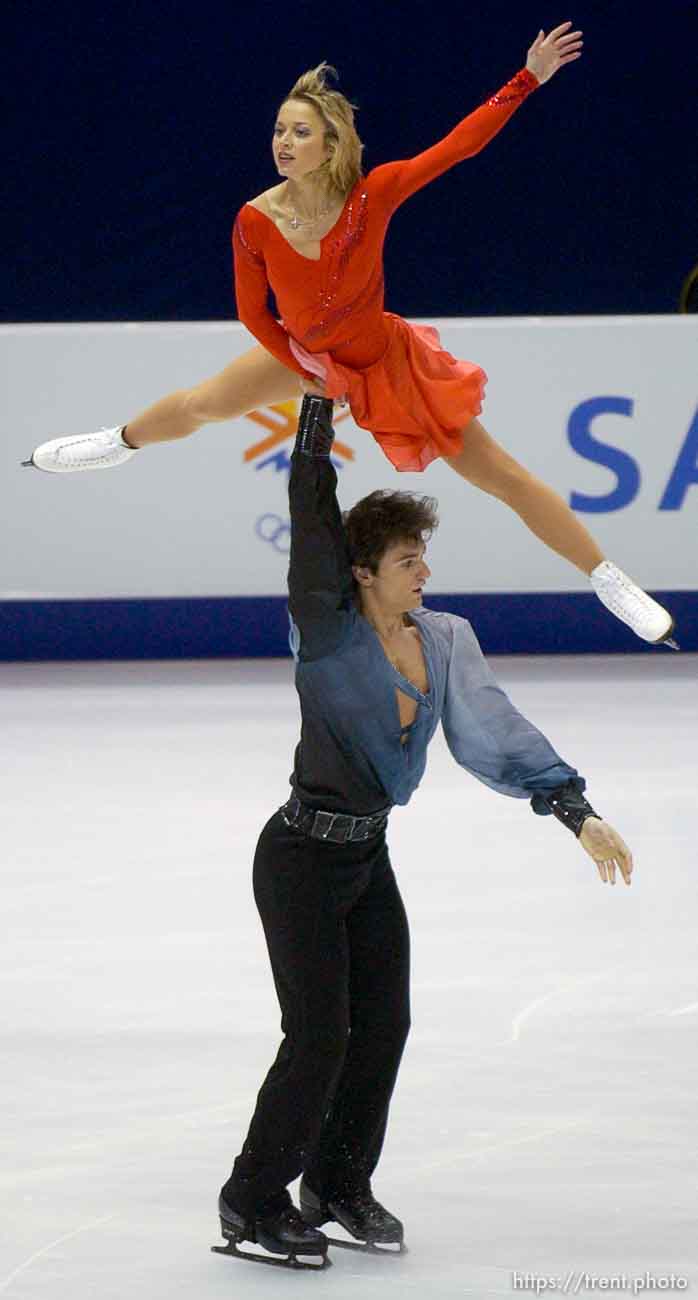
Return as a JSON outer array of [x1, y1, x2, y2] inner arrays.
[[373, 21, 583, 211]]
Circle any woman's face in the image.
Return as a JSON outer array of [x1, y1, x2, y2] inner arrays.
[[273, 98, 332, 180]]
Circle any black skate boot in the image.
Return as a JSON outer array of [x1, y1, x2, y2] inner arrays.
[[211, 1187, 331, 1270], [299, 1174, 406, 1254]]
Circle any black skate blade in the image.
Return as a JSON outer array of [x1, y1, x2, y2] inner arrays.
[[211, 1238, 331, 1270], [21, 458, 37, 469], [324, 1232, 407, 1255]]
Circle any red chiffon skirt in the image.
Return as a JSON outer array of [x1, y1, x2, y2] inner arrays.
[[289, 311, 487, 472]]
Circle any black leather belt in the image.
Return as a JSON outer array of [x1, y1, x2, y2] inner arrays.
[[281, 794, 390, 844]]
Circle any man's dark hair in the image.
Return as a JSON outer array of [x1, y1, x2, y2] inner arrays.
[[342, 489, 439, 575]]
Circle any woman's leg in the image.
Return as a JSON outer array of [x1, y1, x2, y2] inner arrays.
[[444, 417, 604, 576], [123, 344, 302, 448]]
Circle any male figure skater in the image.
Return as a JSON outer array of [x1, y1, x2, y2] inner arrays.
[[212, 394, 633, 1270]]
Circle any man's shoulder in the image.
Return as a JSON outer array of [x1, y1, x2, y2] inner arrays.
[[416, 606, 480, 651], [414, 606, 470, 633]]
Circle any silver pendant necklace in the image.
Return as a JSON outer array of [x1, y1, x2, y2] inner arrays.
[[288, 205, 331, 231]]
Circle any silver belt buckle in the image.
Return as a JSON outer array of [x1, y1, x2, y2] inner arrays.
[[312, 810, 335, 840]]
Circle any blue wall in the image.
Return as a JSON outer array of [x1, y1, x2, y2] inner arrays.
[[5, 0, 696, 323], [2, 592, 694, 660]]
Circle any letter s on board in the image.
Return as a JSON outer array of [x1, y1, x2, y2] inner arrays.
[[567, 397, 641, 513]]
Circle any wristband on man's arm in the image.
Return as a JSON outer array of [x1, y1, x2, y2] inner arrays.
[[531, 780, 601, 837], [295, 394, 335, 458]]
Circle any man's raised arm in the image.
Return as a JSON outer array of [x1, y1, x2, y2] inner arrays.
[[287, 395, 355, 663]]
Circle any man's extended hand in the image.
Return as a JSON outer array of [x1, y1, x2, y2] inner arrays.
[[578, 817, 634, 886], [526, 21, 583, 85]]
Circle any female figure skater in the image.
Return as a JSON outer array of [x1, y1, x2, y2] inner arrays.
[[25, 22, 674, 646]]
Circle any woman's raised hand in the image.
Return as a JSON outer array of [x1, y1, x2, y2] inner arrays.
[[526, 21, 583, 85]]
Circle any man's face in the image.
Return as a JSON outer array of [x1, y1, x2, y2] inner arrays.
[[354, 538, 431, 615]]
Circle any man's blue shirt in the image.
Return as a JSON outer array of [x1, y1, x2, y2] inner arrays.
[[287, 451, 582, 817]]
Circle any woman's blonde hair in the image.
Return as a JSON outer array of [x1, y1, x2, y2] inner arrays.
[[282, 62, 364, 197]]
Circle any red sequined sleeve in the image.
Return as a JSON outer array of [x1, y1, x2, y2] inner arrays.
[[232, 208, 308, 378], [373, 68, 539, 211]]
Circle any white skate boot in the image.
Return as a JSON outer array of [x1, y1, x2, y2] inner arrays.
[[22, 426, 136, 473], [590, 561, 678, 648]]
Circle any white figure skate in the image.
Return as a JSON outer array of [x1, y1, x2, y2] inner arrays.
[[22, 426, 136, 473], [591, 561, 678, 648]]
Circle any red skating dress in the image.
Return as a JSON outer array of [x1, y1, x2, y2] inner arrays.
[[233, 68, 539, 471]]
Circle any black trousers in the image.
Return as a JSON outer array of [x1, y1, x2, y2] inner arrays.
[[225, 809, 411, 1216]]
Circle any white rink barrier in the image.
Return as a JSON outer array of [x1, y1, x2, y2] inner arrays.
[[2, 317, 696, 657]]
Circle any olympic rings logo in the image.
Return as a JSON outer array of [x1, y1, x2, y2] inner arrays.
[[255, 513, 291, 554]]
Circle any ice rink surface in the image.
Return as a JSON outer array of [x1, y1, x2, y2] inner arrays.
[[2, 653, 696, 1298]]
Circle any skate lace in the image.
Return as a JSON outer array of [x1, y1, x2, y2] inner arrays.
[[57, 429, 122, 464], [598, 567, 656, 620], [610, 576, 645, 613]]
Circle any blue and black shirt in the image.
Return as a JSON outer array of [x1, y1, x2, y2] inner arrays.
[[286, 417, 584, 820]]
